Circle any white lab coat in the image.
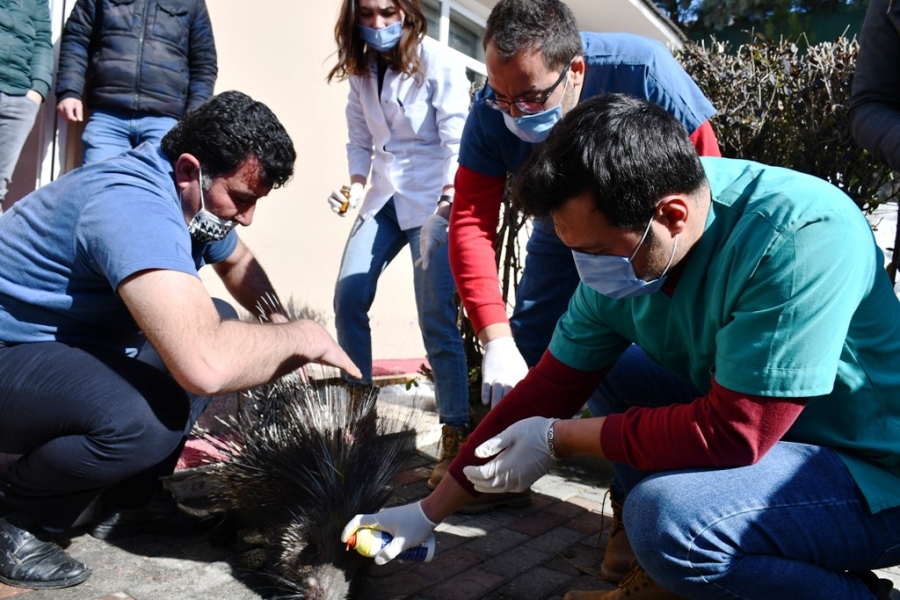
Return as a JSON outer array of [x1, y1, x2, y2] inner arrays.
[[345, 35, 470, 231]]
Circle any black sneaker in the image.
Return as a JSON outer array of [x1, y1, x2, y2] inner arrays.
[[0, 514, 91, 589]]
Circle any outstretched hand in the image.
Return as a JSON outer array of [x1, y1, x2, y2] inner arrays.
[[341, 501, 437, 565]]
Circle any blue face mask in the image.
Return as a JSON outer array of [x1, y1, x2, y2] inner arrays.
[[571, 216, 678, 299], [502, 103, 563, 144], [359, 21, 403, 52]]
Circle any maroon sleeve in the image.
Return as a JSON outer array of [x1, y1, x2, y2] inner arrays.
[[448, 165, 510, 333], [448, 351, 608, 494], [601, 377, 807, 470]]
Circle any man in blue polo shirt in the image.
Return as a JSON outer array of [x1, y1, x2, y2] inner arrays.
[[0, 91, 360, 590]]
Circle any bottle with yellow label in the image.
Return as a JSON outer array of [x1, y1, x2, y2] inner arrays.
[[339, 185, 352, 215], [345, 528, 435, 562]]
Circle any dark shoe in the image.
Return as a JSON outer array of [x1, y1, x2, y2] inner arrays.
[[600, 488, 636, 582], [852, 570, 894, 600], [0, 515, 91, 589], [455, 490, 532, 514], [91, 492, 221, 541], [427, 424, 468, 490]]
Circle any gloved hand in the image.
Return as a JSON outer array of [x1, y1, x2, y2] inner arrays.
[[341, 500, 437, 565], [414, 213, 449, 270], [481, 336, 529, 408], [463, 416, 559, 493], [327, 182, 364, 216]]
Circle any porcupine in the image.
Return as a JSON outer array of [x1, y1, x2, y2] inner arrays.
[[200, 297, 419, 599]]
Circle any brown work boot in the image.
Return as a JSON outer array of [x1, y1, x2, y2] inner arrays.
[[600, 488, 636, 582], [427, 424, 467, 490], [564, 562, 687, 599]]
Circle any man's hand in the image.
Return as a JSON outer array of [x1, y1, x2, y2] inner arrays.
[[481, 336, 529, 407], [341, 501, 437, 565], [294, 319, 361, 379], [327, 182, 364, 216], [464, 417, 558, 493], [415, 213, 449, 270], [57, 97, 83, 122]]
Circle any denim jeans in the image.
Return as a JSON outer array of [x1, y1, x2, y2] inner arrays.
[[0, 92, 41, 206], [334, 199, 469, 426], [626, 442, 900, 598], [81, 109, 178, 164]]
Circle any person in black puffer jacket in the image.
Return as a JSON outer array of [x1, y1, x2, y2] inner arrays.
[[0, 0, 52, 210], [55, 0, 217, 164]]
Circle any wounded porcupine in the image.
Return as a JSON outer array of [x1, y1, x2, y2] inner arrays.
[[195, 296, 418, 599], [204, 374, 416, 599]]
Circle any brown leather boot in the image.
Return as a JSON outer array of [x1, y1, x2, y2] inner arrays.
[[601, 489, 636, 582], [427, 424, 466, 490], [564, 562, 687, 600]]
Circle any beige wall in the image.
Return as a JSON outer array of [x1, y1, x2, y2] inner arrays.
[[6, 0, 683, 362], [202, 1, 430, 361]]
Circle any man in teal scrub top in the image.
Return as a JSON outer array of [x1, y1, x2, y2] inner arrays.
[[341, 93, 900, 600]]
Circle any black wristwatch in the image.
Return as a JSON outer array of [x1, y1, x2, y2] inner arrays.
[[438, 194, 454, 206]]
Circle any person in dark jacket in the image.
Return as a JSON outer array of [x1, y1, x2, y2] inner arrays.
[[850, 0, 900, 171], [0, 0, 52, 211], [55, 0, 217, 164]]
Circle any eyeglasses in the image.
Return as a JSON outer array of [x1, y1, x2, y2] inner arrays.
[[484, 61, 572, 116]]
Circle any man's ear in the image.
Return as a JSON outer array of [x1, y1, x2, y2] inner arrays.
[[570, 55, 586, 87], [658, 196, 690, 236], [174, 154, 200, 191]]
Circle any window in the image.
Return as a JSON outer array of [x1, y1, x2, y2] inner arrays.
[[423, 0, 488, 86]]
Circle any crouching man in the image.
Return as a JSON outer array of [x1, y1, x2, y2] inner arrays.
[[343, 94, 900, 599], [0, 90, 360, 589]]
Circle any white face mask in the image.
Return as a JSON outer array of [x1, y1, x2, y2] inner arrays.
[[187, 167, 237, 243], [572, 215, 678, 299]]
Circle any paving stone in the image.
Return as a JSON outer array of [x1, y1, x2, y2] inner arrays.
[[425, 568, 507, 600], [463, 527, 531, 557], [494, 566, 573, 600], [481, 546, 550, 578], [525, 526, 588, 554], [506, 511, 568, 538]]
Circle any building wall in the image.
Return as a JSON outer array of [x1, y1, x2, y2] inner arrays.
[[7, 0, 683, 361]]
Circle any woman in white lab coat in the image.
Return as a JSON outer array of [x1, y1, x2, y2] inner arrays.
[[326, 0, 472, 488]]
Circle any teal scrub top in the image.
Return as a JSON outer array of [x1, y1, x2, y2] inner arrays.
[[549, 157, 900, 513]]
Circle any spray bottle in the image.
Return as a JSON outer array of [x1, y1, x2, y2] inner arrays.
[[345, 528, 435, 562]]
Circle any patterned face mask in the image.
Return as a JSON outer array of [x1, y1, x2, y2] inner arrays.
[[187, 167, 238, 243]]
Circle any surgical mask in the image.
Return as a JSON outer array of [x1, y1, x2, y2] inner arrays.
[[501, 75, 569, 143], [572, 216, 678, 299], [187, 168, 238, 243], [359, 21, 403, 52]]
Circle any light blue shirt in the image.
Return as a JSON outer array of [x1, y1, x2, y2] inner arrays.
[[0, 143, 236, 352]]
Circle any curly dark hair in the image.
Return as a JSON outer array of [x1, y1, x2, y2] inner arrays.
[[484, 0, 582, 72], [161, 91, 296, 189], [327, 0, 426, 82], [514, 94, 707, 229]]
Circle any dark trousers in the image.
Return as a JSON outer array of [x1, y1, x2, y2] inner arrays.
[[0, 342, 210, 533]]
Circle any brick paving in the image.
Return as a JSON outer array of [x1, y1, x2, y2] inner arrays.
[[1, 379, 899, 599]]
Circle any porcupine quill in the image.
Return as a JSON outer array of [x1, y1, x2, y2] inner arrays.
[[198, 294, 418, 599]]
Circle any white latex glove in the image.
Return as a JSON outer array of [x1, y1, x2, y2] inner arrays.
[[341, 500, 437, 565], [481, 336, 529, 408], [327, 182, 364, 216], [414, 213, 449, 270], [463, 416, 559, 493]]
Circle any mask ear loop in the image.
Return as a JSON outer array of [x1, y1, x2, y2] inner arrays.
[[659, 234, 678, 278], [197, 166, 207, 212], [628, 216, 656, 262]]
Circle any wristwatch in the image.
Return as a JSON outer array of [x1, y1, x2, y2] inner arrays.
[[438, 194, 454, 206]]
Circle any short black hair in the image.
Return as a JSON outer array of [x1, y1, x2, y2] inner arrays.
[[514, 94, 707, 229], [484, 0, 582, 72], [161, 91, 296, 189]]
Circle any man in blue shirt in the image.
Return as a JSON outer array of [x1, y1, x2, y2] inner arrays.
[[0, 91, 360, 590]]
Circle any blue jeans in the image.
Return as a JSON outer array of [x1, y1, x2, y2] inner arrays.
[[0, 92, 41, 206], [82, 109, 178, 164], [334, 199, 469, 426], [627, 442, 900, 598]]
